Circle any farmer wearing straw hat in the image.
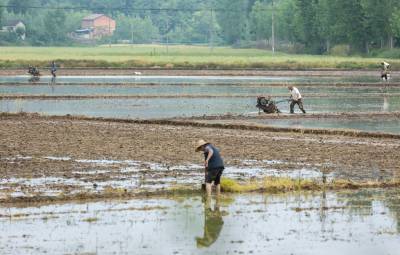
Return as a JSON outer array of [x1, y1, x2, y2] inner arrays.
[[195, 140, 224, 197]]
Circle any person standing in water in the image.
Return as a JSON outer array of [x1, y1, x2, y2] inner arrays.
[[381, 61, 391, 81], [50, 61, 57, 78], [288, 86, 306, 114], [195, 139, 224, 197]]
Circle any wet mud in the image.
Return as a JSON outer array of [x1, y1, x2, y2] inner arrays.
[[1, 113, 399, 203]]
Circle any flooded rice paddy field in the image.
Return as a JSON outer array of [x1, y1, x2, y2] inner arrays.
[[1, 75, 400, 84], [1, 75, 400, 134], [1, 114, 399, 202], [1, 96, 399, 119], [1, 71, 400, 254], [1, 85, 400, 132], [1, 189, 400, 255], [2, 83, 400, 96], [251, 117, 400, 135], [198, 115, 400, 135]]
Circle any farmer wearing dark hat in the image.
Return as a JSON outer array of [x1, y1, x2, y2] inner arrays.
[[196, 139, 224, 197]]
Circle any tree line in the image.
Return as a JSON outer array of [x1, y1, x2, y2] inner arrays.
[[0, 0, 400, 55]]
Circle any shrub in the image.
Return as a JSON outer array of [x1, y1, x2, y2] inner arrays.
[[330, 44, 351, 56]]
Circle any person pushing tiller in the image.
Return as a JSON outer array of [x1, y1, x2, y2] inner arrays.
[[288, 86, 306, 114], [381, 61, 391, 81]]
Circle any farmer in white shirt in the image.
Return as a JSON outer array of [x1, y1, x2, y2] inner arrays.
[[381, 61, 390, 81], [288, 86, 306, 114]]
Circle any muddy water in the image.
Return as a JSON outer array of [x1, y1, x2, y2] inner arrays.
[[1, 75, 397, 84], [1, 84, 400, 96], [1, 189, 400, 255], [0, 96, 399, 119], [253, 117, 400, 134], [1, 76, 399, 133]]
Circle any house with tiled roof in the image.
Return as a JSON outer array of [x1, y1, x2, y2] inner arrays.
[[79, 14, 116, 39]]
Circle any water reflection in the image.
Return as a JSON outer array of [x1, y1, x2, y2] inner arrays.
[[196, 197, 225, 248], [383, 96, 389, 112], [28, 76, 40, 83], [1, 190, 400, 254]]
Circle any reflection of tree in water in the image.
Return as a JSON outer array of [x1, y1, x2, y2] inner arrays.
[[383, 192, 400, 233], [337, 190, 374, 217], [196, 198, 226, 248], [339, 189, 400, 233]]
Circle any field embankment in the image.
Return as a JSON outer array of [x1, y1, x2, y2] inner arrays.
[[0, 45, 398, 70]]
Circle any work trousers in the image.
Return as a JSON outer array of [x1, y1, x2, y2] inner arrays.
[[290, 99, 306, 114]]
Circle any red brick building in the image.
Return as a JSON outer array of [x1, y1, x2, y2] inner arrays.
[[81, 14, 116, 39]]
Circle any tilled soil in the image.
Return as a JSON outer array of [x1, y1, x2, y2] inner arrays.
[[1, 114, 399, 182]]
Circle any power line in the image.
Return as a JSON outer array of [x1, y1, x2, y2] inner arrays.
[[0, 5, 279, 13]]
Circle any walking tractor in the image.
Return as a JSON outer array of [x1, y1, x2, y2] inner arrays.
[[28, 66, 41, 77], [256, 96, 290, 114]]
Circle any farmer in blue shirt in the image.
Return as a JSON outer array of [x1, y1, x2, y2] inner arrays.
[[196, 140, 224, 197], [50, 61, 57, 78]]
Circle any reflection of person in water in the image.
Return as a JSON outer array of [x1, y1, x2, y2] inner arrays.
[[196, 198, 224, 248], [382, 96, 389, 112]]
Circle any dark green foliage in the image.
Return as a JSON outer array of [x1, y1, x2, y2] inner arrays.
[[0, 0, 399, 54]]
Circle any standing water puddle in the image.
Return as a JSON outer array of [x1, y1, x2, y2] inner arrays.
[[1, 189, 400, 254], [1, 75, 397, 84], [251, 117, 400, 134], [1, 96, 399, 119]]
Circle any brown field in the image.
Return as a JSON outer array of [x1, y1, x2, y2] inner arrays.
[[0, 113, 399, 203]]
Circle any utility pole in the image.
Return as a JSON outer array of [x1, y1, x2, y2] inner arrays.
[[108, 16, 112, 48], [166, 19, 169, 55], [131, 21, 134, 47], [209, 8, 214, 53], [271, 0, 275, 54]]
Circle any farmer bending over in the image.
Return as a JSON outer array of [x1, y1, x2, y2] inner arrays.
[[196, 140, 224, 197], [288, 86, 306, 114]]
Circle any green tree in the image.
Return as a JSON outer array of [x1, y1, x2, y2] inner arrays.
[[294, 0, 324, 53], [250, 1, 272, 41], [114, 15, 160, 43], [0, 0, 4, 27], [43, 9, 68, 43], [215, 0, 250, 44], [7, 0, 30, 15], [391, 8, 400, 39]]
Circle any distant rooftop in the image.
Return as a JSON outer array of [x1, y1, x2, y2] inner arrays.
[[82, 14, 106, 21], [3, 19, 24, 27]]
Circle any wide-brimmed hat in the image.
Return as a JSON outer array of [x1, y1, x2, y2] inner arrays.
[[195, 139, 208, 152]]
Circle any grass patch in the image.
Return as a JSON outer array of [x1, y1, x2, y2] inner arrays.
[[221, 177, 319, 193], [82, 217, 99, 223], [220, 177, 400, 193], [0, 45, 397, 69]]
